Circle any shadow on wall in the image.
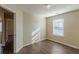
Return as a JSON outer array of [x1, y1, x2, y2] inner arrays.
[[32, 27, 41, 43]]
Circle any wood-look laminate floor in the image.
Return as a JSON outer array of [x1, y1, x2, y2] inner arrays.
[[18, 40, 79, 54]]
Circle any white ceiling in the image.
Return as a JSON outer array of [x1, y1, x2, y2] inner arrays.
[[5, 4, 79, 17]]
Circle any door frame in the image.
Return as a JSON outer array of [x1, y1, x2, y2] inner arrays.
[[0, 5, 16, 53]]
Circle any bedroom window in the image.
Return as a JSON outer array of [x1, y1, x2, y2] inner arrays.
[[53, 19, 64, 36]]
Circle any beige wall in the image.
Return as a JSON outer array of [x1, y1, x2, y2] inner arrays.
[[46, 10, 79, 48], [23, 12, 46, 46]]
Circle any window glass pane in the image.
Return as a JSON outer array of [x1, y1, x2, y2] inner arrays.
[[53, 19, 64, 36]]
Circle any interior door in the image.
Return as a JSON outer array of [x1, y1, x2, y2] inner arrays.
[[3, 12, 14, 54]]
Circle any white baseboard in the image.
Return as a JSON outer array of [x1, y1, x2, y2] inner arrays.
[[23, 38, 46, 47], [48, 39, 79, 49], [15, 45, 24, 53], [23, 42, 33, 47]]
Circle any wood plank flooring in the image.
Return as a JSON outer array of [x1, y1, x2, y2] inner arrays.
[[18, 40, 79, 54]]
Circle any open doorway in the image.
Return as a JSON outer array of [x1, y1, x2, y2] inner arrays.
[[0, 7, 14, 54]]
